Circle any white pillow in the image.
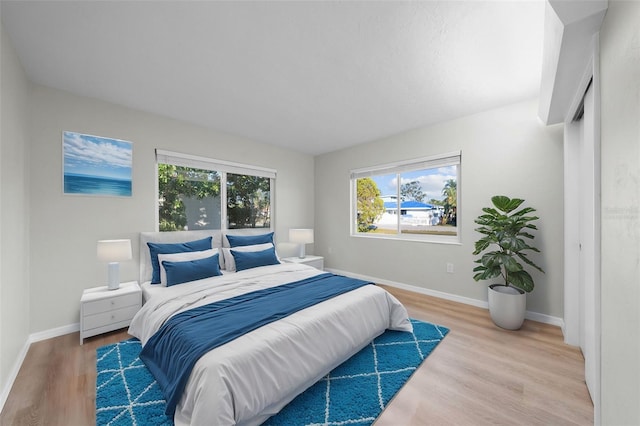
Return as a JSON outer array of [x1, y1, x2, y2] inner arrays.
[[157, 249, 218, 286], [222, 243, 278, 272]]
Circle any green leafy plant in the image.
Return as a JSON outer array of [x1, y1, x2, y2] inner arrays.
[[356, 177, 385, 232], [472, 195, 544, 292]]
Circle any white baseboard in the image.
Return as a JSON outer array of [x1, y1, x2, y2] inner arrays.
[[0, 338, 30, 413], [326, 268, 565, 328], [28, 322, 79, 344], [525, 311, 564, 328], [0, 322, 80, 413]]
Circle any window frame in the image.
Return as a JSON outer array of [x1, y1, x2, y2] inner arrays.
[[350, 151, 461, 244], [155, 149, 276, 232]]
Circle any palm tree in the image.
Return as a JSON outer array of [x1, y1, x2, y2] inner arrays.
[[442, 179, 457, 225]]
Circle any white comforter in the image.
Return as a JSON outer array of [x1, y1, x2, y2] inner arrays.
[[128, 263, 412, 426]]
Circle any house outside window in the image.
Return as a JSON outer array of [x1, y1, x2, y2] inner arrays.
[[156, 150, 275, 232], [351, 151, 460, 243]]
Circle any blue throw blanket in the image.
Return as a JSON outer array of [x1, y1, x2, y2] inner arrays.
[[139, 272, 372, 416]]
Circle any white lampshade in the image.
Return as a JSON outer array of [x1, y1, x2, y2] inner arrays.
[[97, 239, 132, 262], [97, 239, 132, 290], [289, 228, 314, 244], [289, 229, 314, 258]]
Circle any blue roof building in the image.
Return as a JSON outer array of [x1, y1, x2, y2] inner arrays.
[[383, 200, 434, 210]]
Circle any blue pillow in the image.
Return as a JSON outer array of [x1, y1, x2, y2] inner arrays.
[[147, 237, 212, 284], [226, 232, 274, 248], [162, 254, 221, 287], [231, 246, 280, 272]]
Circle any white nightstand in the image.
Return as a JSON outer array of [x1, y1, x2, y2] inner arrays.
[[80, 281, 142, 345], [282, 255, 324, 270]]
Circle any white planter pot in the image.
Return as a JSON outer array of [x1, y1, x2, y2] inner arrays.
[[487, 284, 526, 330]]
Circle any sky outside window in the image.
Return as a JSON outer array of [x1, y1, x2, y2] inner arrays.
[[372, 165, 456, 201]]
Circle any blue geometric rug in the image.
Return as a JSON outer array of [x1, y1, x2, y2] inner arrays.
[[96, 319, 448, 426]]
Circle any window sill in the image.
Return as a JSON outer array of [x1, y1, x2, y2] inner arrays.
[[350, 232, 461, 245]]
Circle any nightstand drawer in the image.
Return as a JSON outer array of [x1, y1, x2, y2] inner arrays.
[[82, 304, 140, 331], [83, 292, 140, 316]]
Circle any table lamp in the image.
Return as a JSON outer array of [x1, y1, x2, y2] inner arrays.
[[289, 228, 314, 258], [97, 239, 132, 290]]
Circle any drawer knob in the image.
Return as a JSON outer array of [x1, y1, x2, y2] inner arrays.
[[111, 300, 115, 306], [111, 314, 115, 320]]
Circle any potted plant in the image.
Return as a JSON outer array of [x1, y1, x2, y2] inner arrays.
[[472, 195, 544, 330]]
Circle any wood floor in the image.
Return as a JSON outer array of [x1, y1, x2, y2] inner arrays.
[[0, 286, 593, 426]]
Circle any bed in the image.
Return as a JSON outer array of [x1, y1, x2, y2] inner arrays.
[[128, 230, 412, 426]]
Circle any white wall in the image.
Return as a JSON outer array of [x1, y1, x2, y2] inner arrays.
[[27, 85, 315, 333], [315, 99, 564, 317], [0, 24, 31, 399], [599, 1, 640, 423]]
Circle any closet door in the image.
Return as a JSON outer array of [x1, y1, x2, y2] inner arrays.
[[577, 82, 601, 410]]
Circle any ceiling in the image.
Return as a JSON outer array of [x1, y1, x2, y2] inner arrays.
[[1, 1, 545, 155]]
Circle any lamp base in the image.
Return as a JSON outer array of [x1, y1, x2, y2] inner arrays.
[[107, 262, 120, 290], [298, 244, 306, 259]]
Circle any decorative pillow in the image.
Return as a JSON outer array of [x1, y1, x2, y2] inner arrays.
[[161, 254, 222, 287], [147, 237, 212, 284], [231, 246, 280, 272], [222, 243, 275, 272], [157, 249, 218, 286], [226, 232, 274, 248]]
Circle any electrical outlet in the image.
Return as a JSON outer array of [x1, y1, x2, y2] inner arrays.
[[446, 263, 454, 273]]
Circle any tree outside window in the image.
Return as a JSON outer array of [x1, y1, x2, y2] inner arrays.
[[356, 177, 385, 232], [227, 173, 271, 229], [158, 164, 220, 231], [158, 164, 271, 231]]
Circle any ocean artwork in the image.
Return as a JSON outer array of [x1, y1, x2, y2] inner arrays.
[[63, 131, 133, 196]]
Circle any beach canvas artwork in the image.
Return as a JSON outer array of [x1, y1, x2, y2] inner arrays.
[[63, 131, 133, 196]]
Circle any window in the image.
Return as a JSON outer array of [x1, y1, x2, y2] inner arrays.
[[156, 150, 275, 232], [351, 151, 460, 243]]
